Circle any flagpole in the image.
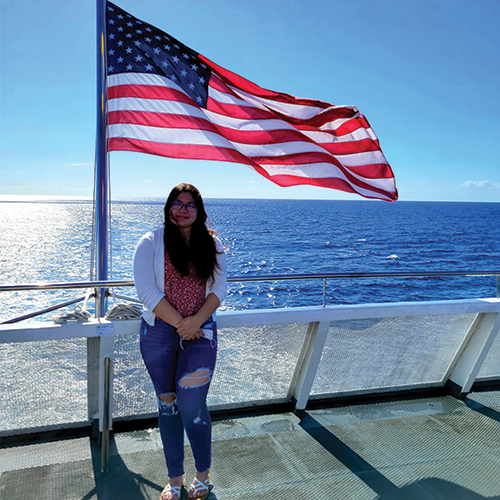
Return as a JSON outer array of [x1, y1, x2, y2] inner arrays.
[[95, 0, 108, 317], [94, 0, 114, 468]]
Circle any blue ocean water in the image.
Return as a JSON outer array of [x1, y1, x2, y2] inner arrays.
[[209, 199, 500, 307], [1, 199, 499, 321]]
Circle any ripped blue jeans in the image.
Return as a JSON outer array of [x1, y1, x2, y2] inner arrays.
[[140, 316, 217, 478]]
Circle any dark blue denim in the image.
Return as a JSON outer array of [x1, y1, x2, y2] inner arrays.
[[140, 316, 217, 478]]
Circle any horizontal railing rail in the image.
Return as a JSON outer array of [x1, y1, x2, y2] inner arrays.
[[0, 280, 134, 292], [1, 270, 500, 292], [0, 297, 88, 324], [2, 271, 499, 322]]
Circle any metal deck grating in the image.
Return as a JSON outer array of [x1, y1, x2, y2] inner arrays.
[[1, 392, 500, 499]]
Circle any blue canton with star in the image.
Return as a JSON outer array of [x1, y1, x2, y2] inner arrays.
[[106, 1, 210, 107]]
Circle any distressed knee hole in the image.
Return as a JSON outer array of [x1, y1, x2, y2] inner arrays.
[[158, 393, 178, 416], [179, 369, 211, 388], [159, 393, 176, 404]]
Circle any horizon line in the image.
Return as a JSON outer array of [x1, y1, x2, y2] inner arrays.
[[0, 195, 498, 204]]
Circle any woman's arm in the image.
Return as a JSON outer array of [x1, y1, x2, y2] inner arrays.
[[152, 297, 184, 327], [134, 230, 183, 327], [209, 239, 227, 305], [133, 232, 165, 313]]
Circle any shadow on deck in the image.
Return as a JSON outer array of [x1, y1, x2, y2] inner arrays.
[[2, 391, 500, 499]]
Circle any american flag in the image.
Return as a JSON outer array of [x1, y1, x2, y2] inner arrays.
[[106, 2, 398, 201]]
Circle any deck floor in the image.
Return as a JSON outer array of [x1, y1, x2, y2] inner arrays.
[[2, 391, 500, 499]]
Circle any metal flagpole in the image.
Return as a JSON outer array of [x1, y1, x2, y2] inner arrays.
[[94, 0, 114, 472], [95, 0, 108, 317]]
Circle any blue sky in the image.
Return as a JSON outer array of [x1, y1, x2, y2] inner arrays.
[[1, 0, 499, 201]]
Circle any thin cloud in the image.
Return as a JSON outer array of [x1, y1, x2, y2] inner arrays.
[[462, 180, 500, 190], [143, 179, 153, 183]]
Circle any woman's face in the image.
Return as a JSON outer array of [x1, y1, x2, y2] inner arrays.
[[169, 191, 198, 233]]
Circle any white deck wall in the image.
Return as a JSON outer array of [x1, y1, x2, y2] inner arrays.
[[1, 298, 500, 434]]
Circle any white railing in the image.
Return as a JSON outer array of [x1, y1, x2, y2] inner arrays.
[[2, 294, 500, 471], [2, 298, 500, 413]]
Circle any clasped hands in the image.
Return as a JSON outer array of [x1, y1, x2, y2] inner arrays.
[[176, 315, 204, 340]]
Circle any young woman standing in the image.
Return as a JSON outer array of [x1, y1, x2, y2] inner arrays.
[[133, 183, 227, 500]]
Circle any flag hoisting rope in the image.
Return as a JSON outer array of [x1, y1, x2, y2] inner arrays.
[[105, 1, 398, 202]]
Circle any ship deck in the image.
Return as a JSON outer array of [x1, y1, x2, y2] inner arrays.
[[2, 390, 500, 500]]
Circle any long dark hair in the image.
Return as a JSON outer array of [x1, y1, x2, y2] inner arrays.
[[163, 183, 219, 280]]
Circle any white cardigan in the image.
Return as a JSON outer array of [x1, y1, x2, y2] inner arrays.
[[133, 227, 227, 326]]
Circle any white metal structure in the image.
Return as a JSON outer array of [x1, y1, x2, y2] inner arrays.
[[2, 298, 499, 437]]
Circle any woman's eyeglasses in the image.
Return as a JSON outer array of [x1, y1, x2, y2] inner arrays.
[[171, 200, 197, 213]]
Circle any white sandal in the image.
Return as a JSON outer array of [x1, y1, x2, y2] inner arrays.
[[188, 477, 210, 499], [160, 483, 182, 500]]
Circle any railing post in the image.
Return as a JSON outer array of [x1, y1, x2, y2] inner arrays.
[[288, 320, 330, 410], [87, 337, 100, 426], [445, 312, 500, 399], [101, 356, 112, 472], [88, 326, 114, 442]]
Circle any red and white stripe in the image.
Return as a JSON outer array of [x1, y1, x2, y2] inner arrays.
[[107, 56, 398, 201]]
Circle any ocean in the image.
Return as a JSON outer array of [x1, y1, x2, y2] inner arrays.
[[1, 198, 499, 320], [1, 198, 500, 431]]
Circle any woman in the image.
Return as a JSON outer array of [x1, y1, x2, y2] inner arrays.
[[133, 183, 226, 500]]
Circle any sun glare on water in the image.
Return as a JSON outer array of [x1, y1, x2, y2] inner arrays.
[[0, 195, 92, 202]]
